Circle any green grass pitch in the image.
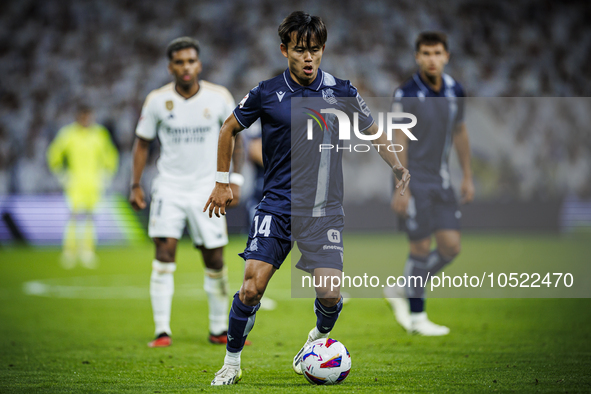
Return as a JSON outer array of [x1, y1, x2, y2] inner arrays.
[[0, 233, 590, 392]]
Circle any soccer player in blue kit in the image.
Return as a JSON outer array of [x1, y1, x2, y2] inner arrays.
[[385, 32, 474, 336], [204, 11, 410, 385]]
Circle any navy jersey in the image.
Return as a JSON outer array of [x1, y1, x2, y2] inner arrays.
[[234, 68, 373, 217], [242, 121, 265, 218], [393, 72, 465, 187]]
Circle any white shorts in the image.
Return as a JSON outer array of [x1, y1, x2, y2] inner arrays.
[[148, 180, 228, 249]]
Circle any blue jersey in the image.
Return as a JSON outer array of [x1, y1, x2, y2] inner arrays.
[[393, 72, 465, 187], [234, 69, 373, 217], [242, 121, 265, 219]]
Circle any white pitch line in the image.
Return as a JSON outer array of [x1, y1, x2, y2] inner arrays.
[[22, 274, 292, 300]]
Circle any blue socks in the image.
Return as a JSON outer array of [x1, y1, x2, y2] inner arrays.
[[226, 292, 260, 353], [314, 297, 343, 334], [226, 293, 343, 354], [405, 251, 454, 313]]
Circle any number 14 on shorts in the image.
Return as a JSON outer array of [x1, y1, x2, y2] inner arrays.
[[253, 215, 272, 237]]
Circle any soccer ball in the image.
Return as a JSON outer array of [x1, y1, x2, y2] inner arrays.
[[300, 338, 351, 385]]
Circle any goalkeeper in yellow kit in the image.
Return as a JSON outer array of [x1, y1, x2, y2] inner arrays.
[[47, 105, 119, 268]]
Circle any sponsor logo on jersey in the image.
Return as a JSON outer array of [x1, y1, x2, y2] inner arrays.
[[276, 91, 285, 102], [327, 229, 341, 243], [165, 100, 174, 111], [322, 88, 337, 104], [322, 244, 343, 251]]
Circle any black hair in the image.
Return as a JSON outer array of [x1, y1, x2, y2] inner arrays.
[[415, 31, 448, 52], [166, 37, 200, 59], [278, 11, 327, 49], [76, 103, 92, 114]]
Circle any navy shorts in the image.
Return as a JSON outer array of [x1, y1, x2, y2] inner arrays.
[[398, 182, 461, 241], [240, 208, 344, 272]]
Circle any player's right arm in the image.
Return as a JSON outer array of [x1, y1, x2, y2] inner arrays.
[[46, 126, 73, 187], [205, 84, 262, 218], [129, 137, 150, 211], [129, 92, 159, 211], [47, 127, 69, 175], [391, 129, 411, 217], [390, 96, 412, 217], [204, 113, 244, 218]]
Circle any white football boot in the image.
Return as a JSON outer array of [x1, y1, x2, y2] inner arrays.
[[259, 297, 277, 311], [60, 251, 77, 270], [292, 328, 328, 375], [211, 364, 242, 385], [79, 250, 98, 269], [384, 286, 411, 331], [409, 312, 450, 336]]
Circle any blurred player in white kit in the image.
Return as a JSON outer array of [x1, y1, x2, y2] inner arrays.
[[129, 37, 245, 347]]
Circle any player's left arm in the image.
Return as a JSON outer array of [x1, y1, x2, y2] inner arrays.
[[363, 122, 410, 195], [453, 122, 474, 204]]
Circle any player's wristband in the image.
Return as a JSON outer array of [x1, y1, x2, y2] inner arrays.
[[131, 183, 141, 189], [229, 173, 244, 187], [215, 172, 230, 184]]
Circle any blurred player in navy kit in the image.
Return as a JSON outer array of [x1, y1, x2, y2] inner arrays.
[[204, 11, 410, 385], [385, 32, 474, 336]]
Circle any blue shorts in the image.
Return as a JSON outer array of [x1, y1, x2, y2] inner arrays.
[[398, 182, 461, 241], [239, 208, 344, 272]]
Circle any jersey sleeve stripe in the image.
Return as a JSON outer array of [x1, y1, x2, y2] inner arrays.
[[358, 119, 375, 133], [233, 110, 247, 128]]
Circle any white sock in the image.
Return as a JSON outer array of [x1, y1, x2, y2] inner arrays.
[[150, 260, 176, 336], [411, 311, 427, 323], [224, 350, 241, 367], [204, 267, 229, 335], [309, 326, 329, 342]]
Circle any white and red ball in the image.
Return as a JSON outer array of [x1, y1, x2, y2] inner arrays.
[[300, 338, 351, 385]]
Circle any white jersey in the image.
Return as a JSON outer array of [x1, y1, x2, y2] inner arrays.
[[136, 81, 235, 191]]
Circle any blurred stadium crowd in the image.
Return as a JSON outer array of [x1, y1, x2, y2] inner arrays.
[[0, 0, 590, 200]]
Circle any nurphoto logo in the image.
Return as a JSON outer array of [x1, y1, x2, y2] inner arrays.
[[305, 107, 418, 152]]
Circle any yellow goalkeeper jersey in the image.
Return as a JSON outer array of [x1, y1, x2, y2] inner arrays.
[[47, 122, 119, 208]]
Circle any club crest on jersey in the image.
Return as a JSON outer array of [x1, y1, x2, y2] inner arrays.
[[322, 88, 337, 105], [203, 108, 211, 119], [165, 100, 174, 111]]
